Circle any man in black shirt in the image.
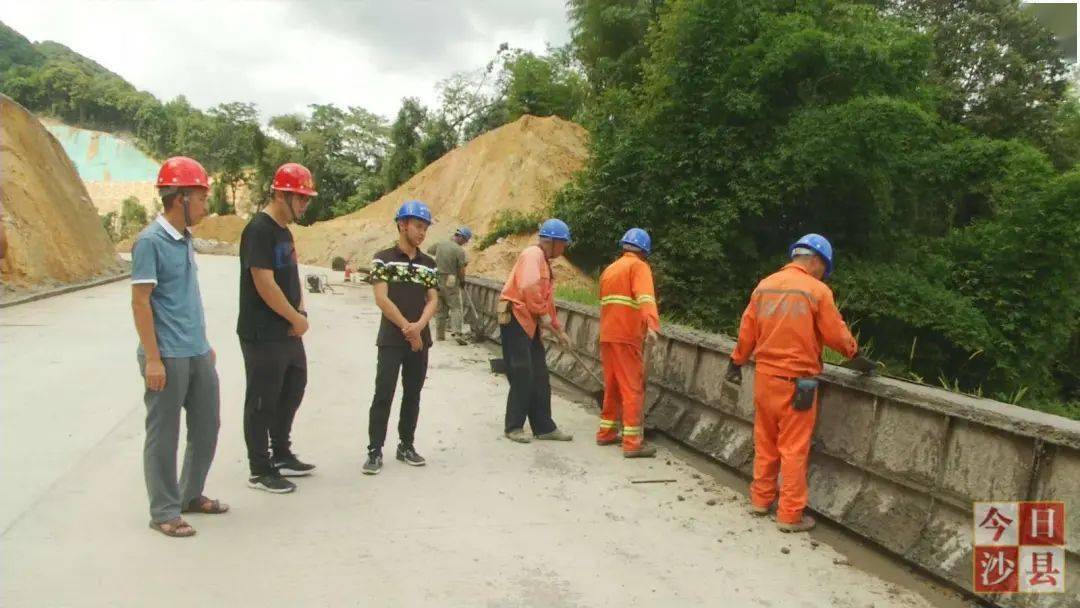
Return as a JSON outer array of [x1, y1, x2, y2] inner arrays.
[[363, 200, 439, 475], [238, 163, 317, 494]]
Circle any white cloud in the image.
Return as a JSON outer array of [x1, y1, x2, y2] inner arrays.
[[2, 0, 571, 120]]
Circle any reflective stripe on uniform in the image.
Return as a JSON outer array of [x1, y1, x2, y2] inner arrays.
[[636, 294, 656, 305], [601, 295, 639, 309], [622, 426, 642, 436], [599, 419, 618, 429]]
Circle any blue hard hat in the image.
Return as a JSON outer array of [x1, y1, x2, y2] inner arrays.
[[619, 228, 652, 255], [538, 218, 572, 242], [454, 226, 473, 241], [395, 200, 433, 225], [789, 233, 834, 277]]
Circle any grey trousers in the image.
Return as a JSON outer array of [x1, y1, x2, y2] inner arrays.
[[137, 352, 220, 523]]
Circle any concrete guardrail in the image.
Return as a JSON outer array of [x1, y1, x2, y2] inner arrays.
[[464, 275, 1080, 608]]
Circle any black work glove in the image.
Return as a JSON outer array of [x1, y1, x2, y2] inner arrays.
[[842, 354, 878, 375], [724, 359, 742, 385]]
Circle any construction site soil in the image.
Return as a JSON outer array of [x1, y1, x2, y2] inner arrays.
[[0, 95, 126, 299]]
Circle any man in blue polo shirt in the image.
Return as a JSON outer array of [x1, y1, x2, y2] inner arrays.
[[130, 157, 227, 538]]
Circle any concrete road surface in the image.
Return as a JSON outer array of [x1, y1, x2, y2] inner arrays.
[[1, 255, 958, 607]]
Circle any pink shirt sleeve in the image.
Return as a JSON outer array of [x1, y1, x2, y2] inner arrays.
[[515, 247, 552, 317]]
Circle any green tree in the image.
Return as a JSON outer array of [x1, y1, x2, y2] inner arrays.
[[119, 196, 148, 239], [262, 103, 388, 223], [872, 0, 1073, 165], [381, 98, 428, 192], [207, 102, 263, 212], [100, 211, 118, 242], [567, 0, 663, 91], [502, 48, 587, 121], [0, 21, 44, 80], [555, 0, 1080, 406]]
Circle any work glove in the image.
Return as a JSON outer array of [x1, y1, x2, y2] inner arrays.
[[842, 354, 879, 375], [724, 359, 742, 385]]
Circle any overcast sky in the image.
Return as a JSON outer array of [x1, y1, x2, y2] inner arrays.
[[3, 0, 572, 121]]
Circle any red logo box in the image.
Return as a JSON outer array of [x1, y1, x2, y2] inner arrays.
[[974, 546, 1020, 593], [1019, 502, 1065, 546]]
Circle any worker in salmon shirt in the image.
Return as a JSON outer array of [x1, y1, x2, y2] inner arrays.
[[498, 219, 574, 444]]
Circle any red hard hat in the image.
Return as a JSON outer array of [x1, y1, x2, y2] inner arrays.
[[156, 156, 209, 189], [272, 163, 318, 196]]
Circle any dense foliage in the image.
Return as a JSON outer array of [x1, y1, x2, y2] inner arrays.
[[554, 0, 1080, 411]]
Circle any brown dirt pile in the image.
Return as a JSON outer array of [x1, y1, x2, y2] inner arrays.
[[291, 114, 592, 285], [149, 115, 595, 288], [191, 214, 249, 243], [0, 94, 125, 292]]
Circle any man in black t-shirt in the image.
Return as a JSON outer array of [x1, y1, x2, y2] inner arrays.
[[238, 163, 317, 494], [363, 200, 439, 475]]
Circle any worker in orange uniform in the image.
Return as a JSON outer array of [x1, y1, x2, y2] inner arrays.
[[728, 234, 865, 532], [596, 228, 660, 458], [499, 219, 575, 443]]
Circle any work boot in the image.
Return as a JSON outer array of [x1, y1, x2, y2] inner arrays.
[[596, 435, 621, 446], [748, 503, 772, 517], [777, 514, 817, 533], [505, 429, 531, 443], [623, 444, 657, 458], [534, 428, 573, 441]]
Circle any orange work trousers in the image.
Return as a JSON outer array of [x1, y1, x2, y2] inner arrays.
[[750, 371, 818, 524], [596, 342, 644, 452]]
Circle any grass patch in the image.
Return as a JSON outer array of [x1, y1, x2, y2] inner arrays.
[[555, 284, 599, 306], [476, 210, 545, 250]]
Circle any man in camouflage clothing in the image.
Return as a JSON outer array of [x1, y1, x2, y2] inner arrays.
[[428, 226, 473, 344]]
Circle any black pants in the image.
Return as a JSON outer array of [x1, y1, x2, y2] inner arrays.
[[501, 315, 556, 435], [241, 338, 307, 476], [368, 346, 429, 453]]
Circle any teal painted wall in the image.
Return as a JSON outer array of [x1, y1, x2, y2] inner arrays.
[[44, 123, 158, 182]]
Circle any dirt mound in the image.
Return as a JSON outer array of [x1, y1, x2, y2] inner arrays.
[[469, 234, 594, 290], [291, 115, 592, 285], [147, 115, 595, 287], [1, 94, 125, 293], [192, 214, 249, 243]]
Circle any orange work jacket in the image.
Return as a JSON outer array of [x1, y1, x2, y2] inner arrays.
[[599, 253, 660, 345], [731, 263, 857, 378]]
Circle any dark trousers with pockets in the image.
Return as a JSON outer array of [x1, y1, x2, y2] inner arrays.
[[241, 338, 307, 476], [501, 315, 557, 435], [368, 346, 429, 453]]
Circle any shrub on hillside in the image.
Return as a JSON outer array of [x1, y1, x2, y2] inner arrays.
[[476, 210, 545, 250], [119, 196, 147, 239]]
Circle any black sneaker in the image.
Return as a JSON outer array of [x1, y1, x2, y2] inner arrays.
[[247, 473, 296, 494], [362, 452, 383, 475], [396, 444, 426, 467], [272, 454, 316, 477]]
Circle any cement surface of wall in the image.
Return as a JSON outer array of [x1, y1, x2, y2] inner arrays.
[[464, 276, 1080, 608]]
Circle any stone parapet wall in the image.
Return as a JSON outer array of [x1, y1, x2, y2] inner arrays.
[[464, 276, 1080, 608]]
